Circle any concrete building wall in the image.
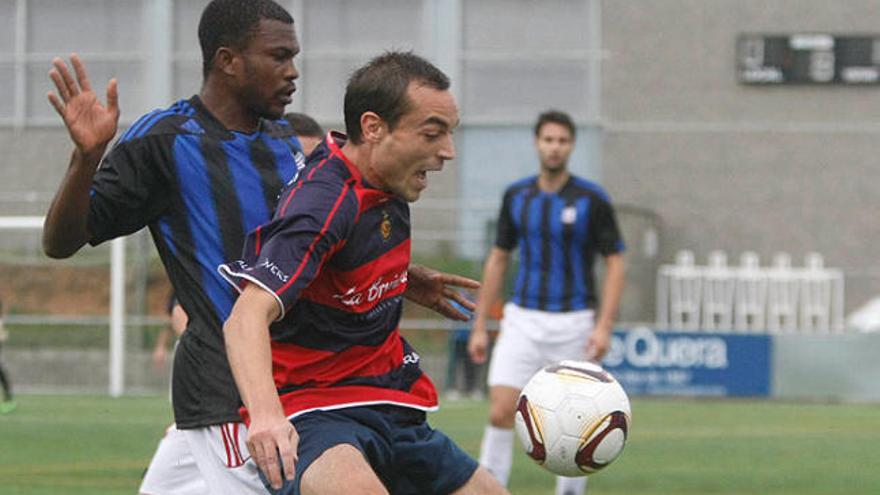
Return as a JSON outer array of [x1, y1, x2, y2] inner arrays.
[[0, 129, 69, 216], [602, 0, 880, 314], [4, 0, 879, 321]]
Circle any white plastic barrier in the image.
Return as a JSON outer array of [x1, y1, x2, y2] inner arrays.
[[701, 250, 735, 330], [657, 250, 845, 333], [734, 252, 767, 332], [766, 263, 800, 333], [657, 250, 702, 330]]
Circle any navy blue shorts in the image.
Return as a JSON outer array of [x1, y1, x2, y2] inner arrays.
[[263, 405, 478, 495]]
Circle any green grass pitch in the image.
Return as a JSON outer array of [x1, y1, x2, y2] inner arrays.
[[0, 395, 877, 494]]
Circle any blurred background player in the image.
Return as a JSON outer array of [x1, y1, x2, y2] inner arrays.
[[283, 112, 324, 156], [141, 292, 196, 494], [0, 299, 15, 414], [468, 110, 626, 495], [151, 292, 189, 370], [444, 293, 486, 401]]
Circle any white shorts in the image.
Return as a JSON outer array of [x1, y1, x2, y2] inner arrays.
[[139, 423, 265, 495], [487, 303, 595, 390]]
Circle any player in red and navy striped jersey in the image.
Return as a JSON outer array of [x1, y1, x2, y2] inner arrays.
[[221, 52, 508, 495], [222, 130, 436, 417]]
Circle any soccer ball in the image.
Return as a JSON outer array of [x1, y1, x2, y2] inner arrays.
[[514, 360, 631, 477]]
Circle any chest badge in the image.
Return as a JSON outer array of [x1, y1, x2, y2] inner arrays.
[[380, 210, 392, 240], [561, 206, 577, 224]]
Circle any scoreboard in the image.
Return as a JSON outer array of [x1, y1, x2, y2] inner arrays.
[[737, 33, 880, 85]]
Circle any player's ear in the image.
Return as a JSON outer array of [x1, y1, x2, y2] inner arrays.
[[360, 111, 387, 144], [214, 47, 240, 77]]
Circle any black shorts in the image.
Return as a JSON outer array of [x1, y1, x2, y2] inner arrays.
[[263, 405, 478, 495]]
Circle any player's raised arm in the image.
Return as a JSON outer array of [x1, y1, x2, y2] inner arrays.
[[223, 284, 297, 490], [43, 54, 120, 258]]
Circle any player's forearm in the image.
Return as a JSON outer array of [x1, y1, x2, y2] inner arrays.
[[474, 248, 509, 327], [596, 254, 626, 330], [224, 290, 284, 419], [153, 328, 172, 352], [42, 148, 103, 258]]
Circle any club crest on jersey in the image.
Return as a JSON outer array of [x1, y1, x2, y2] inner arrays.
[[561, 206, 578, 224], [380, 210, 392, 241]]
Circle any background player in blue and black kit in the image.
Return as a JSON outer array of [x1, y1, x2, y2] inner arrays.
[[468, 110, 626, 495], [43, 2, 478, 493], [221, 52, 508, 495]]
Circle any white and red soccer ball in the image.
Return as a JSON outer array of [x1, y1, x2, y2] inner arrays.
[[514, 360, 631, 477]]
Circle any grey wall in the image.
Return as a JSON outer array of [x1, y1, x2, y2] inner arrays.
[[5, 0, 880, 323], [774, 333, 880, 402], [602, 0, 880, 314]]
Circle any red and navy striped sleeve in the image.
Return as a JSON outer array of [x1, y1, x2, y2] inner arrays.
[[219, 173, 358, 318]]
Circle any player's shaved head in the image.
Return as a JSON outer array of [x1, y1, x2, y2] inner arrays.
[[198, 0, 294, 78]]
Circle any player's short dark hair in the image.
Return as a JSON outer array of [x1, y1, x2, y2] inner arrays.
[[284, 112, 324, 138], [344, 51, 450, 144], [198, 0, 293, 78], [534, 110, 576, 139]]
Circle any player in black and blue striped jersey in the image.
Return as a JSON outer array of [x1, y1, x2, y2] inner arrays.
[[43, 1, 304, 492], [468, 110, 626, 495]]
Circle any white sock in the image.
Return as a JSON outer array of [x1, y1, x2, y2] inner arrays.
[[556, 475, 587, 495], [479, 425, 514, 486]]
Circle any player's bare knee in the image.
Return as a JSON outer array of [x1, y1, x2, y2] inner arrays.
[[488, 401, 516, 428], [452, 466, 511, 495], [301, 444, 388, 495]]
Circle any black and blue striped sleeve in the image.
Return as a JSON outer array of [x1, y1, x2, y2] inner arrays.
[[494, 188, 518, 251], [87, 136, 172, 245], [589, 194, 625, 256]]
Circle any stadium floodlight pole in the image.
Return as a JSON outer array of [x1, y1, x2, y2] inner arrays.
[[109, 237, 126, 397]]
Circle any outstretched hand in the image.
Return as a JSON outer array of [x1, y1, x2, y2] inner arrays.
[[47, 54, 120, 157], [405, 264, 480, 321]]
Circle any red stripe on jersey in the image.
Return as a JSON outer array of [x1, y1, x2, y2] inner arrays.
[[327, 132, 362, 183], [239, 374, 439, 425], [355, 187, 394, 214], [301, 239, 411, 313], [276, 181, 353, 297], [254, 225, 262, 256], [277, 156, 330, 216], [270, 329, 404, 387]]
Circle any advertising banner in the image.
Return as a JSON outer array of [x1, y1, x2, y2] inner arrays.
[[602, 327, 772, 397]]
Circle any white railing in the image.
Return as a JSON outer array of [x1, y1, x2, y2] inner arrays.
[[657, 250, 845, 333]]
